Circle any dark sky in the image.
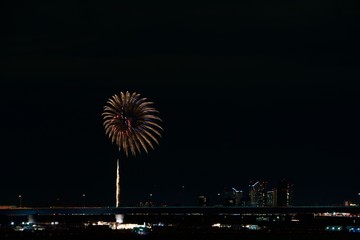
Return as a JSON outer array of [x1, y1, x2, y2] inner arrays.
[[0, 1, 359, 207]]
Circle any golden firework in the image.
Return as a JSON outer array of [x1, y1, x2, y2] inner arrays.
[[102, 91, 163, 157]]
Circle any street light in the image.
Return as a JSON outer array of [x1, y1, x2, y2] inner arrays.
[[149, 193, 153, 205], [82, 194, 86, 207], [18, 194, 22, 208]]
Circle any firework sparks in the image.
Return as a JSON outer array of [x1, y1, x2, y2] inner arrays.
[[103, 91, 163, 207], [102, 91, 163, 157]]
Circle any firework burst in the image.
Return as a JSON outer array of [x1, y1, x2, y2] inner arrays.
[[102, 91, 163, 157]]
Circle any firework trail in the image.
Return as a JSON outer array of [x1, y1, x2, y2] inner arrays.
[[103, 91, 163, 207]]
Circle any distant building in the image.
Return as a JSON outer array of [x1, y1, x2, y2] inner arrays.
[[266, 189, 277, 207], [198, 196, 208, 207], [223, 187, 234, 206], [276, 179, 293, 206], [138, 201, 154, 207], [233, 188, 243, 206], [223, 187, 243, 206], [249, 180, 268, 207], [222, 179, 294, 207], [344, 200, 357, 207]]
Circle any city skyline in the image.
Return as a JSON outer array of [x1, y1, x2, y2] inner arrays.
[[1, 2, 359, 207], [1, 172, 358, 208]]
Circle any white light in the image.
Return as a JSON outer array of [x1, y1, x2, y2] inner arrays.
[[212, 223, 221, 228], [115, 223, 148, 230], [115, 214, 124, 224]]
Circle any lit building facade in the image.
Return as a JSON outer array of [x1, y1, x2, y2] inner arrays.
[[266, 189, 277, 207], [224, 187, 243, 206], [276, 179, 294, 206], [249, 181, 268, 207]]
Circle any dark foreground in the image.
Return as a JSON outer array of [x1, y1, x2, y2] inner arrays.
[[1, 206, 359, 239], [1, 227, 360, 240]]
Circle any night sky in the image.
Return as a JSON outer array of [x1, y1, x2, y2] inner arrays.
[[1, 1, 359, 207]]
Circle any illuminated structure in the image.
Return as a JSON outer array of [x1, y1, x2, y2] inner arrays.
[[266, 189, 277, 207], [248, 179, 293, 207], [233, 188, 243, 206], [103, 91, 163, 207], [249, 181, 268, 207], [276, 179, 293, 206], [224, 188, 243, 206]]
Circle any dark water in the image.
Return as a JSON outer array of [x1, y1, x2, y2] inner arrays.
[[2, 229, 360, 240]]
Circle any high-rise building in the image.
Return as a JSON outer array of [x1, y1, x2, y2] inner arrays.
[[198, 195, 208, 206], [233, 188, 243, 206], [249, 180, 268, 206], [266, 189, 277, 207], [223, 187, 243, 206], [223, 187, 234, 206], [276, 179, 293, 206]]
